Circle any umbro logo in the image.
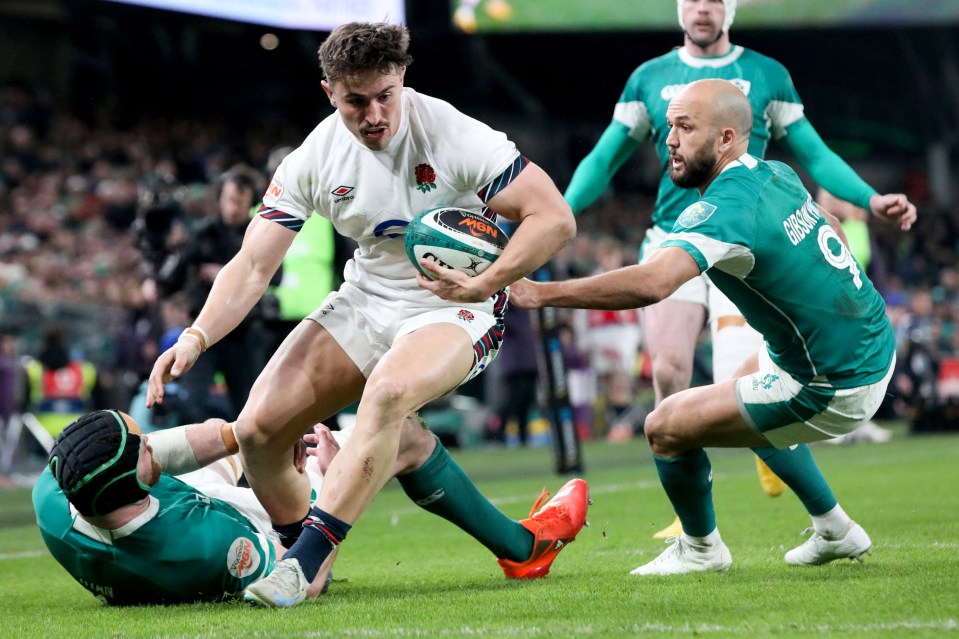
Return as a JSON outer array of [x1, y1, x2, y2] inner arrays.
[[332, 185, 355, 203]]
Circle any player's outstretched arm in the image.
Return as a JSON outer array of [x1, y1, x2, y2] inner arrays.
[[147, 216, 294, 406], [509, 246, 699, 311], [780, 120, 917, 232], [147, 418, 240, 475]]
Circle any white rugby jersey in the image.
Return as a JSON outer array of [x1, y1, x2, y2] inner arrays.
[[261, 87, 525, 305]]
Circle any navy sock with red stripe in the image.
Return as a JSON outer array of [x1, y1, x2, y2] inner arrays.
[[284, 506, 352, 582]]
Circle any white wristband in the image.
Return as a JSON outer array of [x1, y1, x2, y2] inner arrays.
[[148, 426, 200, 475]]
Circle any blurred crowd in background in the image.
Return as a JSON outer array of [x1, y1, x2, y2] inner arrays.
[[2, 71, 958, 479]]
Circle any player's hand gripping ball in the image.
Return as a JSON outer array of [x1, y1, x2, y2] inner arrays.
[[405, 207, 509, 279]]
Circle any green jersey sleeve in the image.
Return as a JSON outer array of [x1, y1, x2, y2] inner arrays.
[[779, 119, 878, 211], [564, 122, 639, 214]]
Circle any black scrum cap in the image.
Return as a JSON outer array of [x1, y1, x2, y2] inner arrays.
[[48, 410, 150, 516]]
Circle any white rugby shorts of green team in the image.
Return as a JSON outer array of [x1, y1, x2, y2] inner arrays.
[[736, 346, 895, 448]]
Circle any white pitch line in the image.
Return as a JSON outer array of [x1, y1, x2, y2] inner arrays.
[[0, 550, 45, 561], [158, 619, 959, 638]]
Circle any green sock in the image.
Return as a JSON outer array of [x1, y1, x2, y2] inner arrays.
[[398, 436, 533, 561], [653, 449, 716, 537], [753, 445, 838, 516]]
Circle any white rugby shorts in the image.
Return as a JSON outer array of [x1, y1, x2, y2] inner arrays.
[[736, 346, 895, 448], [308, 282, 506, 384]]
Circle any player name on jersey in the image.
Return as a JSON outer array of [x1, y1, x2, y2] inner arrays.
[[783, 197, 822, 246]]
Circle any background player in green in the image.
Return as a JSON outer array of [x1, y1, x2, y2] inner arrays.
[[497, 79, 915, 575], [564, 0, 918, 539], [33, 410, 336, 605]]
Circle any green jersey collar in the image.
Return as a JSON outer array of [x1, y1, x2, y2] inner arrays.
[[679, 45, 744, 68]]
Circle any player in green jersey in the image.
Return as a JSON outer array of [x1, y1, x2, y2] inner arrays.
[[33, 410, 337, 605], [495, 79, 915, 575], [564, 0, 917, 539]]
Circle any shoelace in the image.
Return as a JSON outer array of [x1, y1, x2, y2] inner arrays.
[[527, 487, 551, 517], [529, 488, 572, 525], [646, 535, 686, 565], [798, 527, 835, 543]]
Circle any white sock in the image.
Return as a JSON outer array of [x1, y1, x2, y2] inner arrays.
[[683, 527, 722, 548], [811, 504, 852, 537]]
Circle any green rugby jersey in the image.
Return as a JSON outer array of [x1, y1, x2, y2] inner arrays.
[[660, 155, 894, 388], [33, 468, 276, 605], [616, 46, 804, 230]]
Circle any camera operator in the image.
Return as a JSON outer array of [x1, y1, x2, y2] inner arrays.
[[153, 165, 279, 422]]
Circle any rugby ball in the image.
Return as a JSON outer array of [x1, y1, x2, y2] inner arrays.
[[405, 207, 509, 279]]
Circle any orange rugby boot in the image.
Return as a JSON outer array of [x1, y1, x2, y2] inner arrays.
[[497, 478, 590, 579]]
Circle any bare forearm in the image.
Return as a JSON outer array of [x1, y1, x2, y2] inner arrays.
[[193, 255, 276, 344], [150, 418, 239, 474], [534, 265, 663, 310], [482, 211, 574, 290], [186, 419, 239, 466]]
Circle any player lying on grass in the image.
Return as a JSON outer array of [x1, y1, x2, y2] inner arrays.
[[453, 79, 916, 576], [36, 410, 588, 605], [34, 411, 345, 605]]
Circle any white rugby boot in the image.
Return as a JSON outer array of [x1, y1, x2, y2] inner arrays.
[[785, 521, 872, 566], [244, 558, 309, 608], [631, 533, 732, 576]]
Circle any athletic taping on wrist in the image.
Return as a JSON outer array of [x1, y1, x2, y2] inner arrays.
[[181, 326, 210, 352]]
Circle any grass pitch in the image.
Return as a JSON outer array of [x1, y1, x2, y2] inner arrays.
[[2, 424, 958, 638]]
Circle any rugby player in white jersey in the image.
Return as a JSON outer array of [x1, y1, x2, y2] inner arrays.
[[147, 22, 587, 607], [564, 0, 918, 540]]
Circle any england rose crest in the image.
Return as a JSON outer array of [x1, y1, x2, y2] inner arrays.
[[415, 163, 437, 193]]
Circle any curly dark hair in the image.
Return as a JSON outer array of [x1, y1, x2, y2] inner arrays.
[[318, 22, 413, 84]]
